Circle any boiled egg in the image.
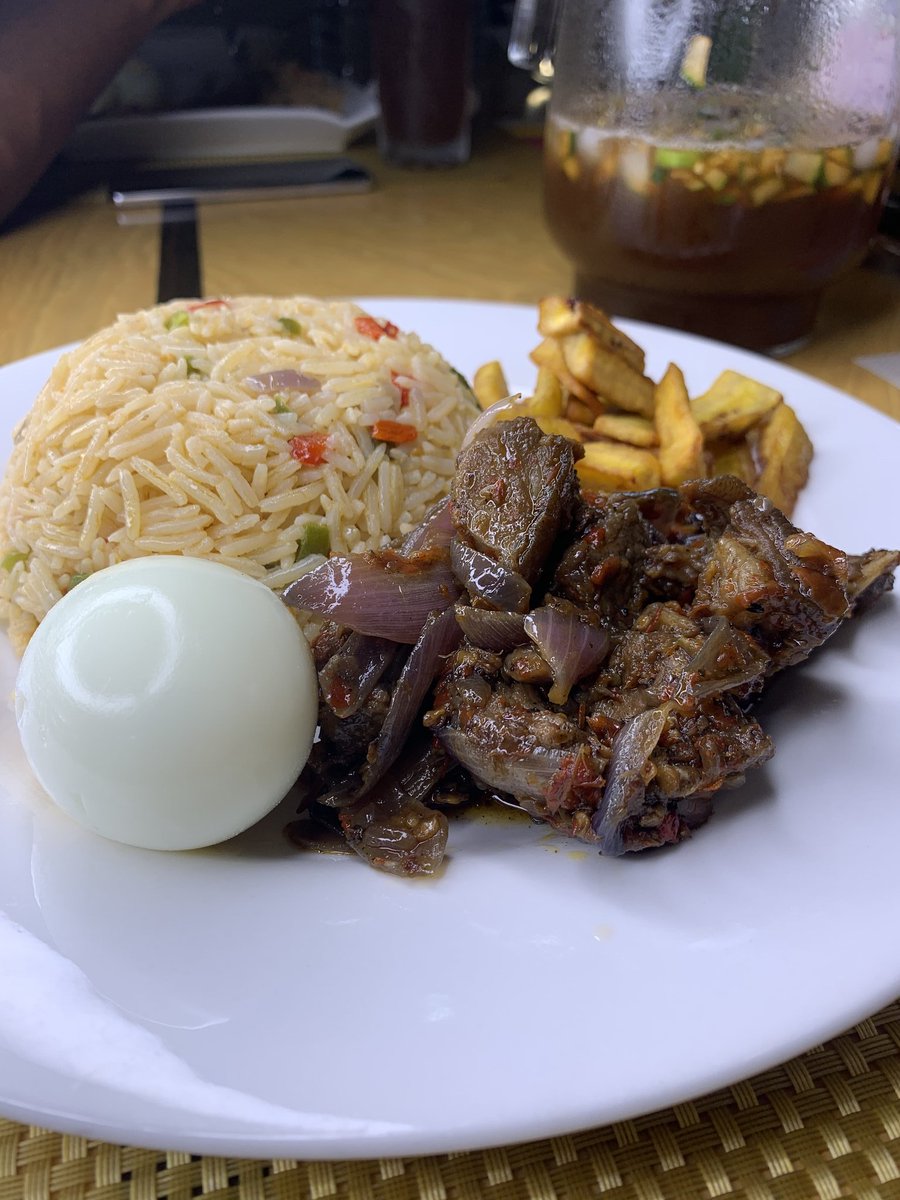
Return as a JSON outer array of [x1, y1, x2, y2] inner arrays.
[[15, 556, 318, 850]]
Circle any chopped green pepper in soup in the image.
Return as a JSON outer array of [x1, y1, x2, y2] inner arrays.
[[549, 120, 893, 207], [543, 87, 897, 347]]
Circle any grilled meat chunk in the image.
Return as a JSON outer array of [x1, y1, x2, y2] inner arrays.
[[553, 493, 663, 630], [846, 548, 900, 611], [451, 417, 582, 585], [426, 647, 607, 843], [688, 487, 852, 672], [297, 418, 898, 871]]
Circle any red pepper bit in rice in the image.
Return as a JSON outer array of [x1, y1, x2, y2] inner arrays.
[[371, 419, 417, 445], [355, 316, 399, 340], [390, 370, 411, 408], [188, 299, 232, 311], [289, 434, 330, 464]]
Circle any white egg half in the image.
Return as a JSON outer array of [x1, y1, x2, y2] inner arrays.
[[15, 556, 318, 850]]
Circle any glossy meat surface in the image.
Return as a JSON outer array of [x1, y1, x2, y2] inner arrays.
[[294, 419, 899, 870]]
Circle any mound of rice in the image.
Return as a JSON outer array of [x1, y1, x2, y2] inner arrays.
[[0, 296, 477, 653]]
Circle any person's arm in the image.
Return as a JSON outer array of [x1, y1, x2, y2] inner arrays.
[[0, 0, 199, 223]]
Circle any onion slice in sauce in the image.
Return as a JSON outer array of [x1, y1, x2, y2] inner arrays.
[[339, 734, 450, 875], [315, 608, 460, 808], [400, 496, 455, 555], [311, 606, 459, 807], [590, 707, 667, 855], [282, 551, 461, 644], [523, 605, 610, 704], [454, 606, 526, 652], [435, 725, 569, 806], [460, 393, 530, 450], [358, 605, 462, 796], [685, 616, 770, 699]]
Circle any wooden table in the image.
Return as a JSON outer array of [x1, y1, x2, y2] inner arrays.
[[1, 131, 900, 424], [2, 131, 900, 1200]]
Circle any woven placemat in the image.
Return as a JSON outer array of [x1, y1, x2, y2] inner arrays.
[[3, 1000, 900, 1200]]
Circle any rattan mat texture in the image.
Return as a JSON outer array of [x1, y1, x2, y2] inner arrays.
[[4, 1000, 900, 1200]]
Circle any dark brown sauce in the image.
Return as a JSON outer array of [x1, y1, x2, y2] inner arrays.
[[455, 797, 536, 827]]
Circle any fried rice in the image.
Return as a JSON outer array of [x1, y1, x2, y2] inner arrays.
[[0, 296, 477, 653]]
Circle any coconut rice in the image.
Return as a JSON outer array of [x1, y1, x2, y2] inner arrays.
[[0, 296, 478, 654]]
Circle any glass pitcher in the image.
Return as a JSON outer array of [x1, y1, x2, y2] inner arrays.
[[511, 0, 900, 352]]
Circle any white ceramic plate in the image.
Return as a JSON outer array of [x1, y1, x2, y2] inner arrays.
[[0, 299, 899, 1160], [65, 92, 379, 162]]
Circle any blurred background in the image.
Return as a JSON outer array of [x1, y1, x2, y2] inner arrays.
[[8, 0, 899, 291], [4, 0, 547, 228], [74, 1, 532, 147]]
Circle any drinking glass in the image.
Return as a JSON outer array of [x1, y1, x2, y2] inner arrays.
[[374, 0, 473, 167]]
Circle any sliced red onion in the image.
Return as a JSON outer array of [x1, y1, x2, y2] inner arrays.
[[450, 539, 531, 612], [436, 725, 569, 804], [318, 632, 397, 717], [686, 617, 770, 699], [460, 395, 528, 450], [523, 605, 610, 705], [358, 605, 462, 795], [686, 616, 731, 677], [282, 551, 461, 643], [400, 496, 455, 555], [590, 707, 667, 855], [454, 605, 526, 652], [244, 369, 321, 394]]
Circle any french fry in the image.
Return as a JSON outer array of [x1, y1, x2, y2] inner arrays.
[[576, 440, 661, 492], [654, 363, 706, 486], [533, 416, 582, 441], [691, 370, 782, 439], [706, 437, 758, 486], [530, 337, 599, 407], [538, 296, 646, 373], [560, 331, 655, 417], [472, 360, 509, 411], [754, 402, 813, 515], [565, 396, 602, 425], [592, 412, 658, 448], [474, 296, 814, 509], [537, 296, 581, 338], [572, 303, 646, 374], [529, 366, 564, 418]]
